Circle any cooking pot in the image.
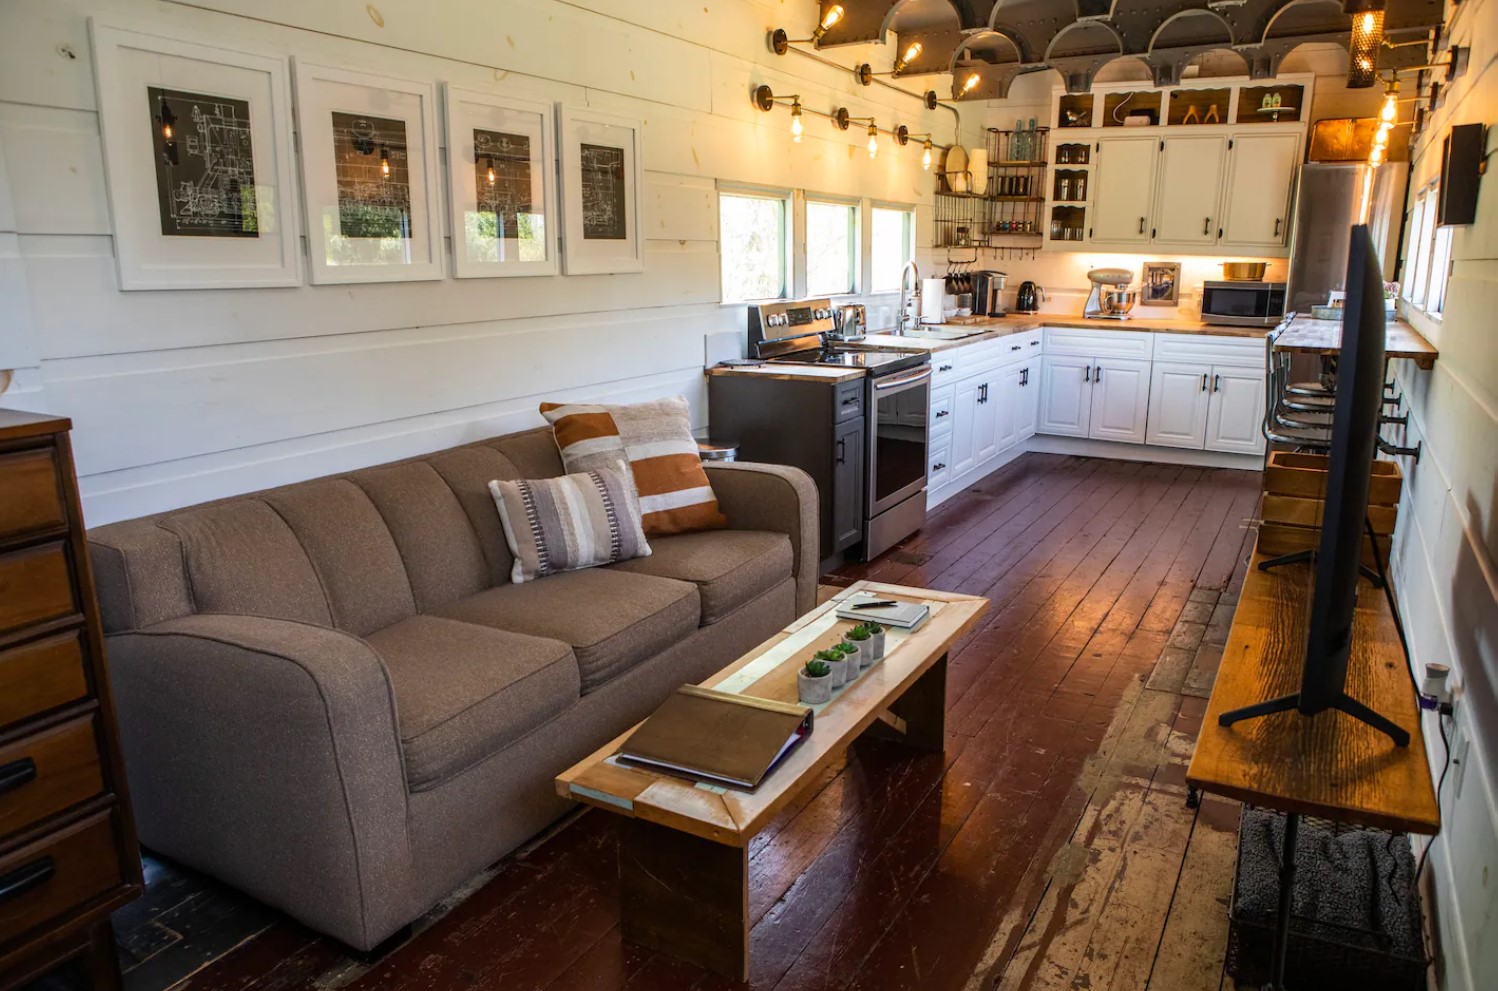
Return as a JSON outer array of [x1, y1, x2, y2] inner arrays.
[[1221, 261, 1268, 281]]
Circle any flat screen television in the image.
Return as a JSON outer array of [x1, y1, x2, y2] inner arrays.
[[1219, 224, 1408, 745]]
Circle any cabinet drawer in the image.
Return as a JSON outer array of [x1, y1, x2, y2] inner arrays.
[[0, 543, 77, 636], [834, 380, 864, 421], [928, 439, 953, 491], [1043, 328, 1154, 359], [0, 717, 105, 840], [0, 632, 89, 730], [0, 811, 122, 947], [1152, 332, 1265, 368], [0, 450, 66, 542], [928, 387, 955, 437], [931, 352, 961, 387], [1022, 331, 1044, 355]]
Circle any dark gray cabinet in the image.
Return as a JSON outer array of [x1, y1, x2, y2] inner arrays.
[[832, 416, 865, 551]]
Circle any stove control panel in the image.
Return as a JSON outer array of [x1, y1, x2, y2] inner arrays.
[[749, 298, 838, 347]]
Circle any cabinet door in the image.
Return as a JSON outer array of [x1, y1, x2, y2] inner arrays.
[[988, 369, 1020, 460], [1016, 365, 1040, 439], [1088, 357, 1152, 444], [949, 375, 984, 476], [1091, 136, 1158, 243], [971, 375, 1001, 466], [1204, 366, 1267, 455], [832, 416, 865, 551], [1037, 355, 1093, 437], [1220, 132, 1300, 249], [1153, 135, 1228, 244], [1145, 361, 1212, 449]]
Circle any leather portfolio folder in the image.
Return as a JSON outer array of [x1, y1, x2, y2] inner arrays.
[[617, 685, 814, 790]]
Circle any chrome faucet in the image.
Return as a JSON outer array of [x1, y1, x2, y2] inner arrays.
[[896, 261, 920, 335]]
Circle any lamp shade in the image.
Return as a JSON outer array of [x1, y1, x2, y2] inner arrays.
[[1346, 3, 1385, 88]]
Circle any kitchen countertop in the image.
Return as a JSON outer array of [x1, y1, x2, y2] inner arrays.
[[705, 363, 864, 383], [1273, 314, 1438, 369], [852, 313, 1269, 353]]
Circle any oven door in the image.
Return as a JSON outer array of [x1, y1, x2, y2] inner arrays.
[[867, 365, 933, 517]]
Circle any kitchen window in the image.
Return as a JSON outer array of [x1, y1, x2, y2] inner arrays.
[[806, 198, 858, 297], [720, 190, 790, 303], [1401, 183, 1452, 315], [870, 206, 915, 294]]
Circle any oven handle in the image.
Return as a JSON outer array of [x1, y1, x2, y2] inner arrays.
[[872, 366, 934, 392]]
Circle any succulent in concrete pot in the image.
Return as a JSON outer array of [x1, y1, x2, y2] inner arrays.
[[798, 658, 834, 705], [845, 625, 874, 668], [813, 648, 850, 688], [835, 640, 861, 681], [860, 621, 886, 661]]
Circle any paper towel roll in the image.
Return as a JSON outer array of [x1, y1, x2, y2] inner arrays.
[[921, 278, 946, 324]]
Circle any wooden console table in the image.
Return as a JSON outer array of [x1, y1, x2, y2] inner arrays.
[[1186, 541, 1439, 990]]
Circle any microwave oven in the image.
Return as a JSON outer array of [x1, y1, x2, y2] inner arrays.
[[1200, 280, 1286, 327]]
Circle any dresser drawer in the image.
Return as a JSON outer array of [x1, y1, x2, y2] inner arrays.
[[0, 544, 76, 636], [0, 633, 89, 731], [0, 717, 104, 841], [0, 450, 66, 542], [0, 812, 122, 947]]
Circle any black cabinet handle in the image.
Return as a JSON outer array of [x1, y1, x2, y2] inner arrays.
[[1084, 366, 1090, 383], [1010, 344, 1021, 351], [1021, 368, 1029, 386], [1203, 217, 1211, 236], [841, 396, 858, 406], [932, 462, 946, 472], [0, 857, 54, 904], [935, 409, 950, 418], [1274, 218, 1282, 237], [836, 438, 846, 465], [1200, 373, 1208, 392], [938, 363, 953, 372], [1095, 365, 1103, 383], [1213, 374, 1221, 393], [1029, 339, 1039, 346], [0, 758, 37, 797], [1138, 217, 1145, 234]]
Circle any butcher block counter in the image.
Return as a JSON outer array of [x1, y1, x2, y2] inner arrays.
[[704, 363, 864, 383], [1272, 314, 1438, 369], [852, 313, 1268, 353]]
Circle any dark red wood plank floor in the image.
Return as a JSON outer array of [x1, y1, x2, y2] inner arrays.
[[108, 453, 1260, 991]]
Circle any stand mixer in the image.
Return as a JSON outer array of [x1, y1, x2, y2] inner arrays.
[[1083, 267, 1138, 320]]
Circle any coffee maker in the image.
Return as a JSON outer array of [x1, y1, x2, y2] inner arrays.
[[972, 270, 1008, 317]]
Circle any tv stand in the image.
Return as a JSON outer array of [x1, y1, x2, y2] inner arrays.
[[1256, 549, 1383, 588], [1217, 690, 1410, 746]]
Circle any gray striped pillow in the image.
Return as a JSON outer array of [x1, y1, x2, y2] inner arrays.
[[488, 467, 651, 584]]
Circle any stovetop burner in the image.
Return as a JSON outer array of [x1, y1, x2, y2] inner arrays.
[[767, 346, 928, 376]]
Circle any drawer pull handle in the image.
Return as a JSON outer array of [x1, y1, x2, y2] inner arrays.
[[934, 409, 950, 418], [938, 364, 953, 372], [932, 462, 946, 472], [0, 857, 55, 904], [841, 397, 859, 406], [0, 757, 37, 796], [1010, 344, 1021, 351]]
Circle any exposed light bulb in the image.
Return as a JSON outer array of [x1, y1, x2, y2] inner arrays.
[[921, 139, 932, 171], [486, 159, 497, 185], [791, 102, 804, 143], [1370, 144, 1385, 166], [962, 73, 980, 95], [380, 147, 391, 178], [896, 41, 922, 72], [867, 123, 878, 159], [1373, 125, 1389, 147], [821, 4, 844, 31], [1380, 96, 1397, 122], [162, 122, 173, 140]]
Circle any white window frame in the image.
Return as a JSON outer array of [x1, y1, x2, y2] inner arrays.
[[802, 192, 862, 298], [717, 183, 793, 304], [867, 201, 917, 296], [1401, 180, 1452, 317]]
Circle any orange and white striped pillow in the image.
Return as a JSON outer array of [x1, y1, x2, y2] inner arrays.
[[540, 396, 727, 537]]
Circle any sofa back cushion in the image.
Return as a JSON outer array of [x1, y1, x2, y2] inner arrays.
[[426, 445, 525, 588]]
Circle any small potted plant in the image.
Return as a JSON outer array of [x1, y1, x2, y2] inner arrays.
[[861, 621, 886, 661], [845, 625, 874, 669], [798, 658, 834, 704], [813, 648, 850, 688], [835, 639, 860, 678]]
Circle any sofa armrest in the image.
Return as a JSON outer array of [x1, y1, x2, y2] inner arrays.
[[107, 613, 412, 950], [705, 461, 819, 616]]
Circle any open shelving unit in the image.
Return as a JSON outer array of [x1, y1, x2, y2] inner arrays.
[[933, 126, 1049, 260]]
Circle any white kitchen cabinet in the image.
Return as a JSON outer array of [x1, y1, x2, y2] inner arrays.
[[949, 374, 984, 478], [1016, 363, 1040, 439], [1088, 358, 1153, 444], [1153, 135, 1229, 245], [1220, 132, 1300, 249], [971, 373, 1001, 467], [1204, 367, 1267, 454], [1091, 135, 1158, 243], [1146, 361, 1213, 449], [1038, 354, 1093, 437]]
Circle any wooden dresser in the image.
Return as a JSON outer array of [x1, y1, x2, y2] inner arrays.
[[0, 411, 140, 991]]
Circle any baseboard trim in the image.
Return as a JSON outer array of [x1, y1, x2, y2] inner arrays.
[[1026, 435, 1264, 470]]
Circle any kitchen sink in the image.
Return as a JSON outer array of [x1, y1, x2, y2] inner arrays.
[[899, 326, 992, 341]]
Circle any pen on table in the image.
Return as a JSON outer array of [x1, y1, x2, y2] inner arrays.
[[850, 600, 898, 610]]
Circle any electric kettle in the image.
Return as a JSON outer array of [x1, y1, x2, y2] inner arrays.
[[1015, 281, 1045, 314]]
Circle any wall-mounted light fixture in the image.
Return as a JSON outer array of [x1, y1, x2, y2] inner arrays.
[[961, 72, 982, 96], [854, 40, 925, 85], [1345, 0, 1386, 88], [768, 4, 844, 55], [753, 85, 807, 143]]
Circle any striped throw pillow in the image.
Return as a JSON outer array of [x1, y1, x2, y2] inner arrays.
[[541, 396, 727, 537], [488, 467, 651, 584]]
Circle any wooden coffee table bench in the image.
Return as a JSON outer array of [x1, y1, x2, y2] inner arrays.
[[556, 581, 988, 980]]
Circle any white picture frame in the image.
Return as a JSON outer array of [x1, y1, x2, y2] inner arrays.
[[293, 60, 443, 284], [557, 106, 645, 275], [443, 86, 558, 278], [89, 20, 302, 290]]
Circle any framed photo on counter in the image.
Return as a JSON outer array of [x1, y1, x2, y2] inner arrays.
[[294, 61, 443, 284], [444, 86, 557, 278], [557, 106, 645, 275], [1142, 261, 1181, 306], [90, 20, 302, 289]]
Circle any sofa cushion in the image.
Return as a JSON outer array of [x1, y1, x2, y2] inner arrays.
[[607, 530, 792, 625], [426, 445, 524, 587], [432, 570, 699, 693], [367, 616, 579, 790]]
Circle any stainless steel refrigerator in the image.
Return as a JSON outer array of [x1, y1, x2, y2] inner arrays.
[[1285, 162, 1407, 315]]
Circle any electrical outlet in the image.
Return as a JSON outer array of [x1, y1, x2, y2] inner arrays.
[[1451, 718, 1472, 801]]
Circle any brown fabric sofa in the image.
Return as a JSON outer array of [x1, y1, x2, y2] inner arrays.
[[87, 426, 817, 951]]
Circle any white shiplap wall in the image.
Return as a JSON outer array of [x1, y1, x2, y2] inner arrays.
[[0, 0, 980, 524], [1388, 2, 1498, 988]]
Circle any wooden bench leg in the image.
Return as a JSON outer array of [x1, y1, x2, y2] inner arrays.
[[883, 653, 947, 753], [619, 818, 748, 981]]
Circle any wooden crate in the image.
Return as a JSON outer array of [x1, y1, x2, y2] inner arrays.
[[1257, 521, 1390, 570], [1263, 452, 1402, 505], [1261, 493, 1397, 535]]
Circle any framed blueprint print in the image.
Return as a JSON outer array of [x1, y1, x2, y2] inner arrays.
[[557, 106, 644, 275], [444, 86, 557, 278], [294, 61, 443, 284], [90, 20, 302, 289]]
